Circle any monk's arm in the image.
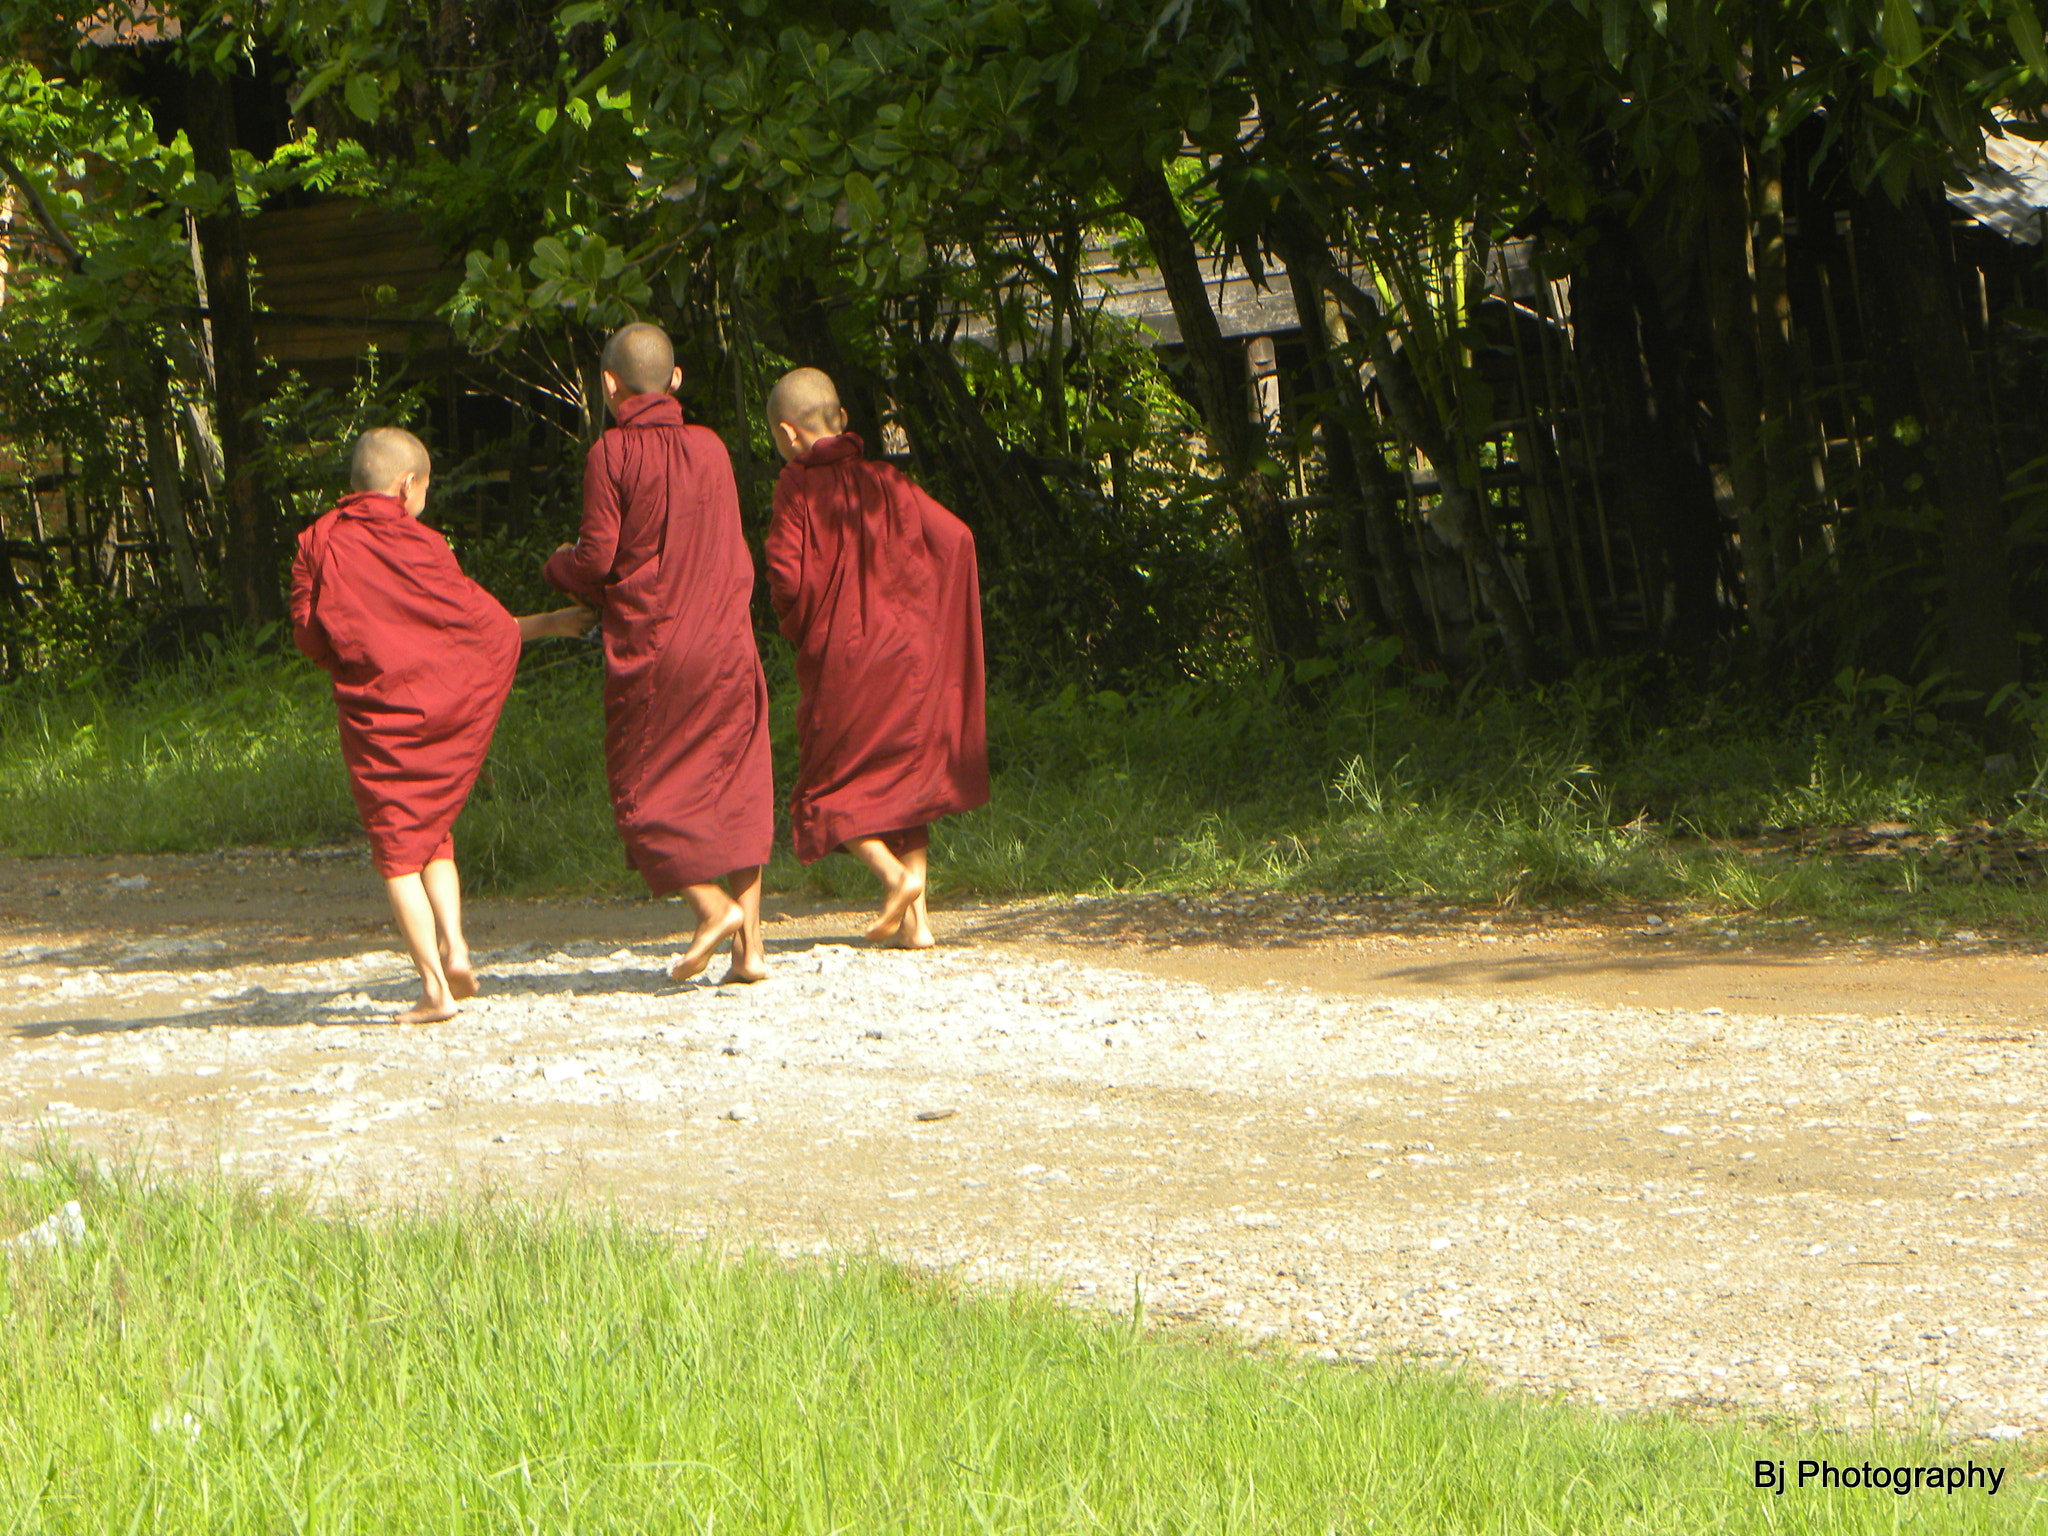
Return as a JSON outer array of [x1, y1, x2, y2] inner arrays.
[[516, 605, 597, 643], [763, 481, 808, 639], [542, 441, 620, 607], [289, 549, 340, 671]]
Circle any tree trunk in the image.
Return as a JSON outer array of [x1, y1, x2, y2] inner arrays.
[[185, 59, 284, 628], [1122, 158, 1320, 672], [1699, 126, 1774, 655], [1855, 184, 2016, 709], [897, 337, 1073, 550], [141, 356, 206, 605], [1573, 220, 1671, 636], [1576, 212, 1723, 657], [1274, 222, 1436, 658], [1313, 253, 1540, 682], [1623, 220, 1725, 660], [1748, 17, 1821, 608]]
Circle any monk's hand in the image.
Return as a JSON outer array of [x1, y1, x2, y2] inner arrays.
[[543, 605, 591, 639]]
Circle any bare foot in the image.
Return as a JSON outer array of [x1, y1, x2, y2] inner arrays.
[[671, 904, 745, 981], [717, 960, 769, 985], [866, 867, 927, 941], [444, 956, 479, 1001], [394, 998, 458, 1025], [891, 908, 935, 950]]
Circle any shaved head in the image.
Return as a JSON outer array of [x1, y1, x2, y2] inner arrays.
[[350, 427, 430, 494], [603, 323, 677, 397], [765, 367, 845, 436]]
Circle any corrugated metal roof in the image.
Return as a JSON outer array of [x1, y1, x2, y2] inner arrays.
[[1951, 133, 2048, 244], [80, 3, 182, 47]]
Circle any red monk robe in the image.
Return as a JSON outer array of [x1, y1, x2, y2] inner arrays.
[[765, 433, 989, 865], [291, 492, 521, 877], [543, 394, 775, 894]]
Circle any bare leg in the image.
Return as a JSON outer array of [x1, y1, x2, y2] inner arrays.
[[670, 882, 744, 981], [892, 846, 935, 950], [719, 866, 767, 984], [384, 871, 458, 1024], [421, 857, 477, 999], [844, 836, 925, 942]]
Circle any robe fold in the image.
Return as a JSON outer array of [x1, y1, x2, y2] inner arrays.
[[765, 433, 989, 865], [291, 491, 520, 877], [544, 393, 775, 894]]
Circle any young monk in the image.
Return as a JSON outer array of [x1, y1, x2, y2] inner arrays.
[[292, 427, 591, 1024], [764, 367, 988, 947], [544, 324, 776, 983]]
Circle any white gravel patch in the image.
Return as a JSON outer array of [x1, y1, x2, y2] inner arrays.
[[5, 928, 2046, 1444]]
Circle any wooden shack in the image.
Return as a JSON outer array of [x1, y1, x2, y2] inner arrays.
[[241, 199, 461, 385]]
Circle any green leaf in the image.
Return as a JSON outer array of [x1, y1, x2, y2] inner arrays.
[[844, 170, 883, 222], [289, 61, 347, 114], [530, 236, 572, 277], [1601, 0, 1628, 69], [569, 48, 630, 101], [2008, 0, 2048, 76], [558, 1, 611, 28], [896, 229, 927, 280], [1881, 0, 1921, 64], [343, 72, 383, 125]]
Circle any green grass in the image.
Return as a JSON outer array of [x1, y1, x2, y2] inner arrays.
[[3, 642, 2046, 935], [3, 1156, 2039, 1534]]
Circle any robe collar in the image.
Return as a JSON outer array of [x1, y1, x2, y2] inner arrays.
[[612, 393, 684, 430], [796, 432, 864, 467], [332, 491, 410, 522]]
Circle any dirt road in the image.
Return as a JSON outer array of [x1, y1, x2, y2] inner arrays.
[[3, 848, 2043, 1441]]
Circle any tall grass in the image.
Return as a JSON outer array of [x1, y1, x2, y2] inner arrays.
[[2, 641, 2042, 928], [3, 1159, 2037, 1534], [0, 640, 358, 855]]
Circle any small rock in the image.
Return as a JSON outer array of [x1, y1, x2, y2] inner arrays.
[[4, 1201, 86, 1254], [913, 1107, 956, 1122], [1985, 1424, 2025, 1442], [723, 1103, 757, 1123]]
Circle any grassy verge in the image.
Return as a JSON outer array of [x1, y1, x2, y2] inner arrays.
[[3, 1158, 2038, 1534], [3, 643, 2044, 934]]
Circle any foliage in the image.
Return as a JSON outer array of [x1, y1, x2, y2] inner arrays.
[[13, 0, 2048, 703]]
